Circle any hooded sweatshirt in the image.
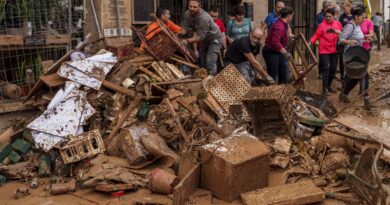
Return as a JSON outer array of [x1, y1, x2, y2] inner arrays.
[[310, 19, 342, 54]]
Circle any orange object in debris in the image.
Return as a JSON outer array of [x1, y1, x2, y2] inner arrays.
[[148, 168, 179, 194], [145, 20, 181, 40], [140, 20, 181, 51]]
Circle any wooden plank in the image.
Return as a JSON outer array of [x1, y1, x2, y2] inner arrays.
[[40, 73, 66, 87], [158, 61, 176, 80], [173, 164, 200, 205], [164, 98, 189, 142], [170, 56, 199, 69], [102, 80, 136, 98], [0, 35, 24, 46], [166, 63, 185, 78], [25, 33, 92, 102], [139, 66, 163, 82], [240, 180, 325, 205], [155, 79, 202, 86], [0, 100, 36, 114], [151, 61, 170, 81], [335, 116, 390, 149], [105, 97, 142, 144], [45, 35, 71, 45]]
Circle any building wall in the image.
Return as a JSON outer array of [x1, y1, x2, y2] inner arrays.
[[243, 0, 269, 27]]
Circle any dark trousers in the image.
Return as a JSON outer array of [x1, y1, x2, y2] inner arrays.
[[374, 26, 381, 50], [319, 53, 338, 92], [338, 51, 345, 81], [343, 74, 369, 97], [262, 47, 290, 84]]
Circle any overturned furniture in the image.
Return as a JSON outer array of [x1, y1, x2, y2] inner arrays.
[[59, 130, 105, 164], [242, 85, 290, 137], [204, 64, 251, 118], [133, 16, 195, 62], [288, 33, 318, 90]]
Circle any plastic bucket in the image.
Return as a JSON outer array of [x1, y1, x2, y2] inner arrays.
[[343, 46, 370, 79]]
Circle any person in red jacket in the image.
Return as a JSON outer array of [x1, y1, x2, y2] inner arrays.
[[310, 8, 342, 96]]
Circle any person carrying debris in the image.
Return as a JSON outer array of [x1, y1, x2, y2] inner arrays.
[[141, 6, 181, 50], [262, 6, 294, 84], [180, 0, 222, 76], [309, 8, 342, 96], [338, 7, 372, 108], [338, 1, 354, 83], [225, 28, 275, 85]]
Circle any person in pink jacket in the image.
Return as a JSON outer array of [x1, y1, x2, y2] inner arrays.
[[310, 8, 342, 96]]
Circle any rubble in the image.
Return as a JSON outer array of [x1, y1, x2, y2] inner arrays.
[[0, 33, 389, 205]]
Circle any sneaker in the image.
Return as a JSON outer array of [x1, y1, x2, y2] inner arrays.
[[328, 87, 337, 93], [339, 94, 350, 103]]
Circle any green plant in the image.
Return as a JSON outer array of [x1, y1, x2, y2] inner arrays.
[[0, 0, 6, 24], [33, 54, 42, 81], [17, 56, 26, 84]]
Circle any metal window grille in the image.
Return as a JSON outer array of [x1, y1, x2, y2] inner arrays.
[[0, 0, 72, 101]]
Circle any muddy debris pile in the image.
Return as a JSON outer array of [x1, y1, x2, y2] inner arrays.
[[0, 46, 390, 205]]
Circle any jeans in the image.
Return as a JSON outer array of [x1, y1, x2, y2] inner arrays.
[[262, 47, 290, 84], [374, 26, 381, 50], [343, 74, 369, 97], [199, 39, 222, 75], [234, 61, 255, 85], [319, 53, 338, 92]]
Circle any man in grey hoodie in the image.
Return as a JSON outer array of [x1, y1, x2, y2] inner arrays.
[[180, 0, 222, 75]]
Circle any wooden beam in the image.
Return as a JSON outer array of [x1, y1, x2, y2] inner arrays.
[[155, 79, 202, 86], [40, 73, 66, 87], [102, 80, 136, 98], [0, 100, 37, 114], [164, 98, 190, 142]]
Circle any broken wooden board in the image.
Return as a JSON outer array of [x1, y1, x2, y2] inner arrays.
[[95, 183, 136, 192], [25, 33, 91, 101], [40, 73, 66, 87], [335, 116, 390, 149], [172, 163, 200, 205], [0, 100, 36, 114], [184, 189, 212, 205], [240, 180, 325, 205]]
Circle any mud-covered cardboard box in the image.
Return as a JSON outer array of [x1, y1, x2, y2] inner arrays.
[[200, 135, 270, 202]]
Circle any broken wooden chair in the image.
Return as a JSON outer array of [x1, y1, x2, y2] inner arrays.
[[288, 33, 318, 90]]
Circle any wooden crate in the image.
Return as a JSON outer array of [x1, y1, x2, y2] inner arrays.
[[45, 35, 71, 45], [0, 35, 24, 46]]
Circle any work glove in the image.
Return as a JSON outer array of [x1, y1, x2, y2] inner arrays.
[[282, 52, 293, 61]]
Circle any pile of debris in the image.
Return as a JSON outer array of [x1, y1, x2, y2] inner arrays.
[[0, 36, 389, 205]]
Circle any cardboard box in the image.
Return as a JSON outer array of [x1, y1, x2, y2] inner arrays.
[[105, 37, 134, 59], [85, 0, 132, 42], [201, 136, 270, 202]]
